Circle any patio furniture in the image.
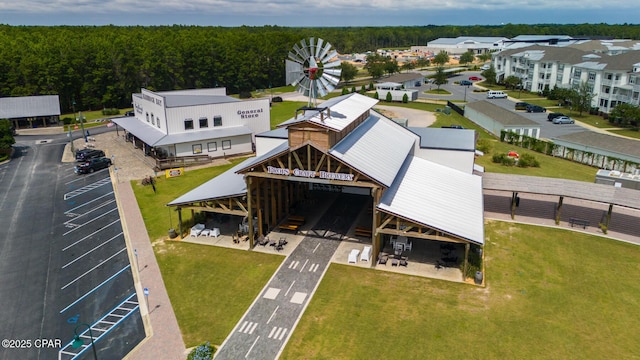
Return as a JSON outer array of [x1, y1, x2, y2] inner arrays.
[[404, 241, 412, 251], [391, 258, 399, 266], [394, 242, 405, 252], [190, 223, 205, 237], [378, 255, 388, 265], [360, 245, 372, 262], [399, 257, 408, 267], [209, 228, 220, 237], [200, 228, 211, 237], [348, 249, 360, 264]]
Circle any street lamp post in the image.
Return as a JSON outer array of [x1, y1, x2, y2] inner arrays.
[[72, 323, 99, 360], [79, 110, 87, 142], [464, 84, 469, 102]]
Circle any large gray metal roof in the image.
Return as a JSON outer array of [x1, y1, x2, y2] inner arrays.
[[0, 95, 61, 118], [278, 93, 379, 132], [482, 172, 640, 210], [408, 127, 476, 152], [379, 156, 485, 245], [112, 117, 167, 146], [167, 158, 254, 206], [329, 112, 418, 187], [465, 101, 539, 127], [154, 126, 252, 146], [552, 131, 640, 163]]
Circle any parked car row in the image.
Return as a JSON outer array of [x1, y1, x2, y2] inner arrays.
[[552, 116, 574, 124], [74, 148, 111, 174], [526, 104, 546, 113]]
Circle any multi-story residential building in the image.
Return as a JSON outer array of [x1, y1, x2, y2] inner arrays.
[[492, 44, 640, 113]]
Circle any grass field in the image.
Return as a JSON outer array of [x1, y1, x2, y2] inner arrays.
[[280, 221, 640, 359]]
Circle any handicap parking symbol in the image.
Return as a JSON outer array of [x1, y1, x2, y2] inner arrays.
[[67, 314, 80, 324]]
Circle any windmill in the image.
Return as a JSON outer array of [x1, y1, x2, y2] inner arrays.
[[286, 37, 342, 108]]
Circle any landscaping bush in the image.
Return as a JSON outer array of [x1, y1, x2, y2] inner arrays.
[[476, 138, 492, 154], [239, 91, 252, 99], [517, 153, 540, 168], [373, 91, 379, 100], [360, 84, 366, 93], [385, 92, 392, 102], [402, 93, 408, 103], [351, 86, 356, 93], [187, 341, 215, 360], [492, 153, 516, 166], [62, 117, 73, 125], [341, 87, 349, 95]]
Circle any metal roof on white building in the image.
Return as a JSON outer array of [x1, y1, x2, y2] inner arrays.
[[378, 156, 485, 245], [278, 93, 379, 132], [154, 126, 252, 146], [329, 112, 418, 187], [0, 95, 61, 118], [112, 117, 167, 145], [167, 157, 254, 206]]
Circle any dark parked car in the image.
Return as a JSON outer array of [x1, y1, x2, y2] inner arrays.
[[124, 110, 135, 116], [515, 102, 530, 110], [526, 104, 547, 113], [547, 112, 565, 121], [271, 96, 283, 103], [441, 125, 464, 129], [74, 157, 112, 174], [460, 80, 472, 86], [76, 149, 105, 161]]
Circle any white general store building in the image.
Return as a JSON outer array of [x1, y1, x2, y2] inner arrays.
[[113, 87, 269, 160]]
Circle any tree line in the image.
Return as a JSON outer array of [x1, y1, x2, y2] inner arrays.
[[1, 24, 639, 113]]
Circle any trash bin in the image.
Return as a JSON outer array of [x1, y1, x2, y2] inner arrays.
[[168, 228, 177, 239], [474, 271, 483, 285]]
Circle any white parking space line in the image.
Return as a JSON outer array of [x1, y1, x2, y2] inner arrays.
[[309, 263, 319, 272], [60, 265, 131, 314], [64, 177, 112, 200], [63, 199, 116, 225], [288, 260, 299, 269], [63, 219, 121, 251], [62, 232, 122, 269], [63, 207, 119, 236], [313, 243, 320, 253], [61, 247, 127, 290], [64, 192, 114, 215]]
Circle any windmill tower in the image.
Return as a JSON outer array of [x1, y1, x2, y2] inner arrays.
[[285, 38, 342, 108]]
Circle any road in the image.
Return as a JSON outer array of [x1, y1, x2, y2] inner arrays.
[[416, 70, 586, 140], [0, 131, 144, 360]]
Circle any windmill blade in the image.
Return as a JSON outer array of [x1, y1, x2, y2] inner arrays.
[[288, 51, 305, 64], [309, 37, 316, 59], [321, 50, 338, 63], [318, 42, 332, 62], [322, 59, 341, 69], [323, 68, 342, 77], [322, 73, 340, 86], [318, 77, 333, 96], [291, 44, 307, 63], [290, 73, 306, 87], [299, 39, 310, 59], [315, 38, 324, 58]]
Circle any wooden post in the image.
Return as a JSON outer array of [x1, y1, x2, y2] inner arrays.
[[510, 192, 517, 220], [256, 178, 263, 236], [371, 187, 379, 267], [605, 203, 613, 228], [463, 243, 470, 282], [177, 208, 183, 239], [247, 176, 255, 248]]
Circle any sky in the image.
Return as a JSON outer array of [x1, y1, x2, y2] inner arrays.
[[0, 0, 637, 27]]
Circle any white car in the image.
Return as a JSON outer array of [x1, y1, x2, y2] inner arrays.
[[480, 64, 491, 71], [552, 116, 574, 124]]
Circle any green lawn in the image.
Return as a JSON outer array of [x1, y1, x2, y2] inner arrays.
[[154, 241, 282, 348], [280, 221, 640, 359], [609, 129, 640, 139]]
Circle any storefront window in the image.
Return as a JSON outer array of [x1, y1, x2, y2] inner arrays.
[[222, 140, 231, 150]]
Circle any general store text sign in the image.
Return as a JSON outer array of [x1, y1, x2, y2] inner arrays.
[[267, 166, 354, 181]]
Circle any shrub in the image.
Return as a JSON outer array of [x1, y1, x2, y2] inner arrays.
[[402, 93, 408, 103], [385, 92, 392, 102], [187, 341, 215, 360], [341, 87, 349, 95], [373, 91, 379, 100], [360, 84, 366, 93], [517, 153, 540, 168], [62, 117, 73, 125], [351, 86, 356, 93], [368, 82, 374, 91], [239, 91, 252, 99], [476, 138, 492, 154]]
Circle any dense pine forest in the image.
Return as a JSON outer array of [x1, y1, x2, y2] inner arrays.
[[1, 24, 639, 113]]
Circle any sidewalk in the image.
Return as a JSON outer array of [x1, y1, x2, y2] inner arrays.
[[114, 177, 187, 360]]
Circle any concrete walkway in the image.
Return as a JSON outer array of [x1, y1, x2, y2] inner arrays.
[[114, 178, 188, 360]]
